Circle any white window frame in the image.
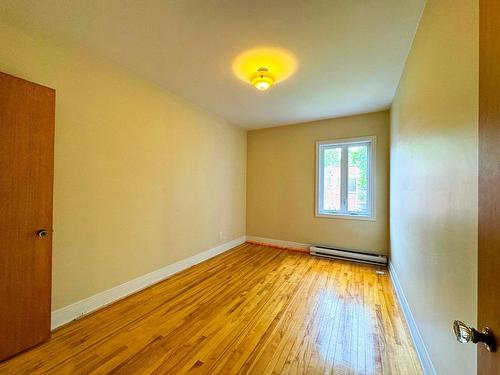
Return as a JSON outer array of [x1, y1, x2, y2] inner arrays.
[[315, 136, 376, 220]]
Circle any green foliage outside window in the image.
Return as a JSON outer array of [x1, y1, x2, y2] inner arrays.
[[324, 148, 341, 167], [348, 146, 368, 192]]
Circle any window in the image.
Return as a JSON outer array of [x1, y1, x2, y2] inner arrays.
[[316, 136, 375, 219]]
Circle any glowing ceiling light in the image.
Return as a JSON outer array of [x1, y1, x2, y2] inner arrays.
[[250, 67, 275, 91], [232, 47, 298, 91]]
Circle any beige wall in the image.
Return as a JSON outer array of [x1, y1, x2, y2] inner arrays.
[[247, 111, 390, 254], [0, 21, 246, 310], [390, 0, 478, 374]]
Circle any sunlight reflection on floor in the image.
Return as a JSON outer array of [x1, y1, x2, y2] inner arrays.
[[313, 288, 379, 374]]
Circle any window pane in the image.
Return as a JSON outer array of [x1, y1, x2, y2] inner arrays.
[[323, 147, 341, 211], [347, 145, 369, 213]]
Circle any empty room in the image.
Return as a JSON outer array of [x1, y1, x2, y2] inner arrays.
[[0, 0, 498, 374]]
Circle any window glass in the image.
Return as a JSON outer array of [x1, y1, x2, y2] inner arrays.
[[322, 147, 341, 211], [347, 145, 369, 213]]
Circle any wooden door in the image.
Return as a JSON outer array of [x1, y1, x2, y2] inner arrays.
[[0, 72, 55, 361], [478, 0, 500, 373]]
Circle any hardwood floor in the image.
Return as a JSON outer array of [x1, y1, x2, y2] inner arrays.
[[0, 243, 421, 374]]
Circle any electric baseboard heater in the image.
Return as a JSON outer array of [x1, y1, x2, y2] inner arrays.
[[309, 245, 388, 266]]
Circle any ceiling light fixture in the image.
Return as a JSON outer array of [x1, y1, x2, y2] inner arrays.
[[250, 67, 275, 91], [232, 47, 297, 91]]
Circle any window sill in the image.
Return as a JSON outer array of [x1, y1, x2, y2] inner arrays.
[[315, 213, 376, 221]]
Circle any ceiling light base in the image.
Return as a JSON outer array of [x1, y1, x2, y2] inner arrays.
[[250, 67, 275, 91]]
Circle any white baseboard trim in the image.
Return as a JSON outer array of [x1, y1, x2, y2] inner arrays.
[[51, 236, 246, 330], [389, 261, 436, 375], [245, 235, 310, 252]]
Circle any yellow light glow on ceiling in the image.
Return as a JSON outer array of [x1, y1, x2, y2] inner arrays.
[[232, 47, 298, 90]]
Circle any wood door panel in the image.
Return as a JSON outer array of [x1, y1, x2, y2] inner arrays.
[[0, 72, 55, 361], [479, 0, 500, 373]]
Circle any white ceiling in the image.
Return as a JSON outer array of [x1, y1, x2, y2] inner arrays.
[[1, 0, 425, 129]]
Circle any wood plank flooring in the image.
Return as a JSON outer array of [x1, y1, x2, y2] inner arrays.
[[0, 243, 421, 374]]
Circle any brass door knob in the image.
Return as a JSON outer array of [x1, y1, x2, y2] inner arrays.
[[453, 320, 496, 352], [37, 229, 49, 238]]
